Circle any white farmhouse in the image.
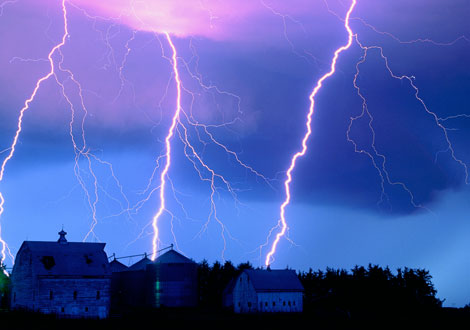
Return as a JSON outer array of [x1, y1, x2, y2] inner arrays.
[[223, 269, 304, 313]]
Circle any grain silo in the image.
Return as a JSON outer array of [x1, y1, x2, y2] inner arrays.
[[148, 249, 198, 308]]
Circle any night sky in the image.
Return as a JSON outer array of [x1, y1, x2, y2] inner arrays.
[[0, 0, 469, 306]]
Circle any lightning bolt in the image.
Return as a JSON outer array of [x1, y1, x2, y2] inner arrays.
[[352, 16, 470, 47], [265, 0, 357, 267], [4, 0, 461, 271], [324, 1, 469, 210], [347, 35, 467, 213], [0, 0, 69, 266], [150, 32, 250, 260], [260, 0, 323, 68], [151, 32, 181, 260]]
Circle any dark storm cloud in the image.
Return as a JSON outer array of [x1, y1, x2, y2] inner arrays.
[[0, 0, 468, 214]]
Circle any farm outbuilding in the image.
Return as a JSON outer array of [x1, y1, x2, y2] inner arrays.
[[149, 249, 198, 308], [223, 269, 304, 313], [109, 258, 128, 273], [10, 230, 111, 318], [110, 248, 198, 311]]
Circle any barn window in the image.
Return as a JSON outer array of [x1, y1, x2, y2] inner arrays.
[[49, 291, 53, 300], [248, 302, 252, 308], [288, 301, 291, 306], [85, 307, 88, 312], [238, 302, 240, 307], [61, 307, 64, 313], [265, 302, 268, 307], [272, 302, 275, 307], [41, 256, 55, 270], [73, 291, 77, 300], [283, 301, 286, 306], [84, 255, 93, 265], [96, 291, 100, 300]]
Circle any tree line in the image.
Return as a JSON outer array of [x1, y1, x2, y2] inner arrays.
[[299, 264, 442, 318], [1, 260, 444, 316], [197, 260, 443, 316]]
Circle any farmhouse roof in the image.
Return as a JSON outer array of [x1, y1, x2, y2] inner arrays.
[[244, 269, 304, 292]]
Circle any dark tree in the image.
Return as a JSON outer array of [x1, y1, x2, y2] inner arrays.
[[197, 260, 253, 308], [299, 264, 442, 319], [0, 264, 10, 310]]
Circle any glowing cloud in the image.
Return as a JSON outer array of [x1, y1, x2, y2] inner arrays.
[[68, 0, 326, 40]]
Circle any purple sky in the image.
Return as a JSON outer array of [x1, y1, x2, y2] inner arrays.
[[0, 0, 469, 306]]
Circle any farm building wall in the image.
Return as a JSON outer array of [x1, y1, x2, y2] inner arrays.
[[256, 292, 303, 312], [10, 247, 34, 310], [231, 272, 258, 313], [36, 278, 110, 318]]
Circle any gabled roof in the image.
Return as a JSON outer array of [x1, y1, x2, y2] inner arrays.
[[128, 257, 152, 271], [154, 249, 195, 264], [109, 259, 129, 273], [223, 277, 237, 296], [17, 241, 110, 277], [244, 269, 304, 292]]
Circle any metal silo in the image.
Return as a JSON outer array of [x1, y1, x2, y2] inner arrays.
[[147, 248, 198, 308]]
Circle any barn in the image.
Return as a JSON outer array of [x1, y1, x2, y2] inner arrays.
[[10, 230, 111, 318], [223, 269, 304, 313]]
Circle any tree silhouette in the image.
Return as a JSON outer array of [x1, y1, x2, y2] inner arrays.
[[0, 264, 10, 310], [298, 264, 442, 318], [197, 261, 441, 316], [197, 260, 253, 307]]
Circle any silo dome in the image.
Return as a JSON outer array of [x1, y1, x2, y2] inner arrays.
[[148, 249, 198, 307]]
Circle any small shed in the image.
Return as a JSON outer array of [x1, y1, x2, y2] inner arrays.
[[223, 269, 304, 313], [10, 230, 111, 318]]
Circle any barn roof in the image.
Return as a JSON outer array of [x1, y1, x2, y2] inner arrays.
[[154, 249, 194, 264], [223, 277, 237, 296], [18, 240, 110, 277], [244, 269, 304, 292]]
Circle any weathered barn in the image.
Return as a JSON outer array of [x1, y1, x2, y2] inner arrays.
[[223, 269, 304, 313], [11, 230, 111, 318], [111, 248, 198, 311]]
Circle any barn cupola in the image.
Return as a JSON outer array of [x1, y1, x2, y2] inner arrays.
[[58, 229, 68, 244]]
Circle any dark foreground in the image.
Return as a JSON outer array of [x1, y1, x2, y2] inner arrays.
[[1, 307, 470, 330]]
